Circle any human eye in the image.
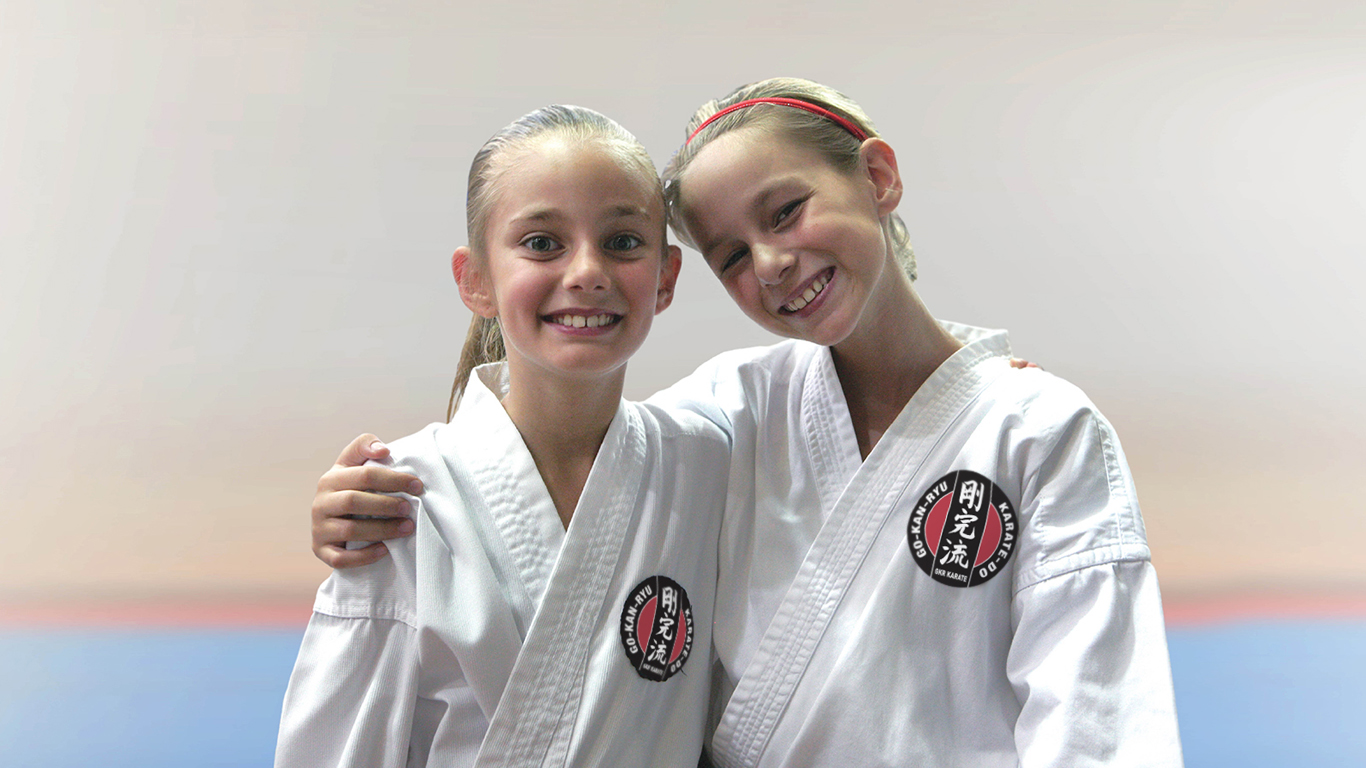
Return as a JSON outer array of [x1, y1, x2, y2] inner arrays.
[[520, 234, 561, 255], [604, 232, 644, 253], [717, 246, 748, 274], [773, 195, 808, 228]]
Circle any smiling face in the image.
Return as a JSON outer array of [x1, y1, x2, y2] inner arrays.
[[458, 136, 680, 389], [675, 126, 903, 348]]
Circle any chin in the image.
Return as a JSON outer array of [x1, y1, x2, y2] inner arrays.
[[772, 312, 856, 348], [561, 353, 634, 379]]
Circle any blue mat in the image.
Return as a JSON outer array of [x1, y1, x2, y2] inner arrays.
[[1169, 619, 1366, 766], [1, 620, 1361, 766], [0, 628, 302, 768]]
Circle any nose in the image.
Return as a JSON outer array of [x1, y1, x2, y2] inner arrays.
[[751, 243, 795, 286], [564, 243, 610, 292]]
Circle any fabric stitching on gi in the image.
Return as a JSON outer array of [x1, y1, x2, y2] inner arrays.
[[717, 339, 1005, 767], [480, 404, 646, 768]]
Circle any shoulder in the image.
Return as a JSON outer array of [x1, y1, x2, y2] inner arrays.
[[980, 370, 1151, 588], [668, 340, 819, 394], [633, 399, 730, 455], [978, 365, 1115, 450], [704, 339, 820, 384], [940, 319, 1091, 431], [372, 422, 454, 477], [648, 340, 820, 419], [313, 423, 453, 627], [975, 365, 1128, 498]]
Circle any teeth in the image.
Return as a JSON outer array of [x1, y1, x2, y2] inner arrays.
[[550, 313, 617, 328], [784, 272, 830, 312]]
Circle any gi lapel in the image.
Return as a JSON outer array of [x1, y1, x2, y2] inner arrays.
[[414, 369, 561, 722], [458, 366, 568, 618], [475, 401, 649, 768], [711, 335, 1010, 768]]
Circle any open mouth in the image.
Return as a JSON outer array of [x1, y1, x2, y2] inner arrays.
[[545, 313, 622, 329], [781, 268, 833, 314]]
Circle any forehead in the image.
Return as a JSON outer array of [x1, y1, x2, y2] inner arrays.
[[681, 127, 827, 201], [493, 136, 663, 223], [676, 128, 824, 236]]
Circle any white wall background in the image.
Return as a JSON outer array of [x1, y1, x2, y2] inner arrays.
[[2, 0, 1363, 602]]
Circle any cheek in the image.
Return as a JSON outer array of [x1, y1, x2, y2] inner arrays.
[[495, 272, 549, 319], [722, 276, 771, 321], [618, 261, 664, 303], [804, 214, 852, 248]]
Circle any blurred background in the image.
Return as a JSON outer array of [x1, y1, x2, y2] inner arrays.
[[2, 0, 1363, 765]]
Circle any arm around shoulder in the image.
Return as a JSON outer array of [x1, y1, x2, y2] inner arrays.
[[312, 433, 424, 569]]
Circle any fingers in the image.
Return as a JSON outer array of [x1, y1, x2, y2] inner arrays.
[[312, 514, 415, 569], [316, 541, 391, 569], [319, 514, 415, 544], [317, 464, 424, 496], [311, 432, 422, 571], [334, 433, 392, 469], [1009, 357, 1041, 370], [321, 433, 424, 495], [313, 487, 413, 532]]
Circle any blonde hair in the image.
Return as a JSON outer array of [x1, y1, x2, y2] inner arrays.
[[447, 105, 661, 420], [662, 77, 915, 280]]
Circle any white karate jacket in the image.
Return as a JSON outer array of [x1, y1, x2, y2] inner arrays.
[[651, 322, 1184, 768], [276, 364, 729, 768]]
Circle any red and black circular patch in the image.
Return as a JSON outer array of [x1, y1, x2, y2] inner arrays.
[[619, 575, 694, 682], [907, 470, 1018, 588]]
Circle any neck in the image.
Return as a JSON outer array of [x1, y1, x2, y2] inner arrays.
[[499, 360, 625, 529], [829, 266, 961, 458]]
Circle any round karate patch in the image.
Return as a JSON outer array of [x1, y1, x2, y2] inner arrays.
[[907, 470, 1018, 588], [619, 575, 694, 682]]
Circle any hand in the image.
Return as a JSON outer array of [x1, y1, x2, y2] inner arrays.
[[1009, 358, 1040, 370], [311, 433, 424, 568]]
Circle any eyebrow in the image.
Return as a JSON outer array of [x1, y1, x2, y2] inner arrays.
[[508, 204, 652, 227], [604, 204, 651, 220], [692, 178, 803, 257], [508, 208, 562, 225], [751, 177, 805, 214]]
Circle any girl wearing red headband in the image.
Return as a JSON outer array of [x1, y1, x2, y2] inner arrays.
[[309, 78, 1182, 767]]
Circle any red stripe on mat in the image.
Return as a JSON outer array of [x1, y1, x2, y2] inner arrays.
[[1162, 593, 1366, 627]]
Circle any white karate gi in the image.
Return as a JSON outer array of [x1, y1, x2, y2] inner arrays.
[[276, 364, 729, 768], [651, 322, 1183, 768]]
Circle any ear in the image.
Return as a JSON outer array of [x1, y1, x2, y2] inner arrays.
[[655, 244, 683, 314], [860, 138, 903, 217], [452, 247, 497, 319]]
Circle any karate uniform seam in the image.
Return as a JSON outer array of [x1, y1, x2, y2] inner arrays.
[[309, 603, 418, 629], [1014, 546, 1151, 593]]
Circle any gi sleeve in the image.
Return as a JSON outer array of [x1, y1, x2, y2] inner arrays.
[[647, 342, 807, 444], [1009, 561, 1184, 767], [1007, 404, 1184, 767], [647, 353, 736, 435], [275, 509, 483, 768], [275, 611, 424, 768]]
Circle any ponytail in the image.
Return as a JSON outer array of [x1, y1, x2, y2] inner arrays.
[[447, 315, 505, 421]]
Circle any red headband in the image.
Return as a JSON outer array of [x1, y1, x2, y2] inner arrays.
[[685, 97, 870, 145]]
